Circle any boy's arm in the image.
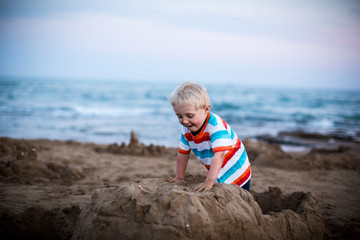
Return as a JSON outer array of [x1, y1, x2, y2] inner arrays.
[[194, 151, 224, 191], [167, 152, 190, 182], [176, 152, 190, 180]]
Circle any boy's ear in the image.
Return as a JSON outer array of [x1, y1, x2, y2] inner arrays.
[[205, 105, 211, 113]]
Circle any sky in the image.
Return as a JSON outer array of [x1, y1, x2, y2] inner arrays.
[[0, 0, 359, 89]]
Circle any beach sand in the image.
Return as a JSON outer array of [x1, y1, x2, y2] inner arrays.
[[0, 133, 359, 239]]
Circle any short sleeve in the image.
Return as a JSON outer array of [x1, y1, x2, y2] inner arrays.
[[179, 133, 191, 154]]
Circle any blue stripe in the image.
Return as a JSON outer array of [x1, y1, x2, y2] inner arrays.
[[180, 134, 190, 146], [211, 130, 231, 142], [230, 128, 235, 139], [218, 150, 247, 183], [192, 148, 214, 159], [208, 113, 217, 126]]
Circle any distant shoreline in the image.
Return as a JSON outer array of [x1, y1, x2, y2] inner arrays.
[[2, 128, 359, 154], [255, 130, 360, 155]]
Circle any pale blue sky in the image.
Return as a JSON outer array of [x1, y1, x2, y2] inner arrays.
[[0, 0, 359, 88]]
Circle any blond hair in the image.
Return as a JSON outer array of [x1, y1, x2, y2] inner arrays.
[[169, 82, 210, 109]]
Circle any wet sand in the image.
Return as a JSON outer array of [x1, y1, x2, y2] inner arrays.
[[0, 133, 359, 239]]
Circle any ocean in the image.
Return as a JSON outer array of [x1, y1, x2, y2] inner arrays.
[[1, 77, 359, 147]]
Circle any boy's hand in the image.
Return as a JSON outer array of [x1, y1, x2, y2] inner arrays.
[[194, 179, 214, 192], [166, 177, 185, 183], [193, 151, 224, 192]]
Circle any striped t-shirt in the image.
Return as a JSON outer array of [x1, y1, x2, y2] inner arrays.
[[178, 111, 251, 187]]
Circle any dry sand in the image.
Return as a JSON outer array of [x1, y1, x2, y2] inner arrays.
[[0, 134, 359, 239]]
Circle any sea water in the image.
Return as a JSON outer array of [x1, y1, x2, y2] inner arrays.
[[1, 77, 359, 147]]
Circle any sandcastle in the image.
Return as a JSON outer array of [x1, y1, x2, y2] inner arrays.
[[71, 178, 325, 240]]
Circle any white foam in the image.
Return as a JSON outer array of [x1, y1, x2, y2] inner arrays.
[[310, 118, 334, 128], [73, 106, 151, 117], [281, 145, 310, 153]]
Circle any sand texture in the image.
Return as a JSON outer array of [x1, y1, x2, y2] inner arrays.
[[0, 135, 359, 239], [71, 178, 324, 240]]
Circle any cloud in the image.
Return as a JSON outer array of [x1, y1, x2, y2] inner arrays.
[[2, 13, 358, 69], [0, 0, 359, 88]]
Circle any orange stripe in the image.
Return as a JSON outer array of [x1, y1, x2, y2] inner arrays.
[[198, 112, 210, 136], [213, 145, 232, 153], [232, 165, 251, 186], [222, 119, 228, 129], [178, 148, 191, 154], [204, 164, 210, 170]]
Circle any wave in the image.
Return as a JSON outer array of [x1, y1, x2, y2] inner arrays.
[[1, 77, 359, 145]]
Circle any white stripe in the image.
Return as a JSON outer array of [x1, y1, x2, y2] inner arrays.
[[224, 158, 250, 183], [179, 142, 190, 151], [200, 157, 213, 165], [189, 141, 211, 151], [205, 123, 216, 133], [212, 138, 232, 149]]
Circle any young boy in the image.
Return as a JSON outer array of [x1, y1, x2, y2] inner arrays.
[[168, 82, 251, 192]]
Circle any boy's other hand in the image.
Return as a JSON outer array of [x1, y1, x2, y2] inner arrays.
[[166, 177, 185, 183], [194, 181, 214, 192]]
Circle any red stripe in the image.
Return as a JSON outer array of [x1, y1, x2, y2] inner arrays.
[[222, 138, 241, 168], [184, 132, 210, 144], [232, 165, 251, 186]]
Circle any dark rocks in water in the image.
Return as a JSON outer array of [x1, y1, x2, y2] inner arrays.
[[256, 130, 359, 147]]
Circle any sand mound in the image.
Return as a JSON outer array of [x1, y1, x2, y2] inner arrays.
[[72, 178, 325, 240], [301, 146, 359, 170], [0, 137, 84, 184]]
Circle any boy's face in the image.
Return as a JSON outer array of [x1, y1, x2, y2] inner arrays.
[[173, 104, 210, 132]]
